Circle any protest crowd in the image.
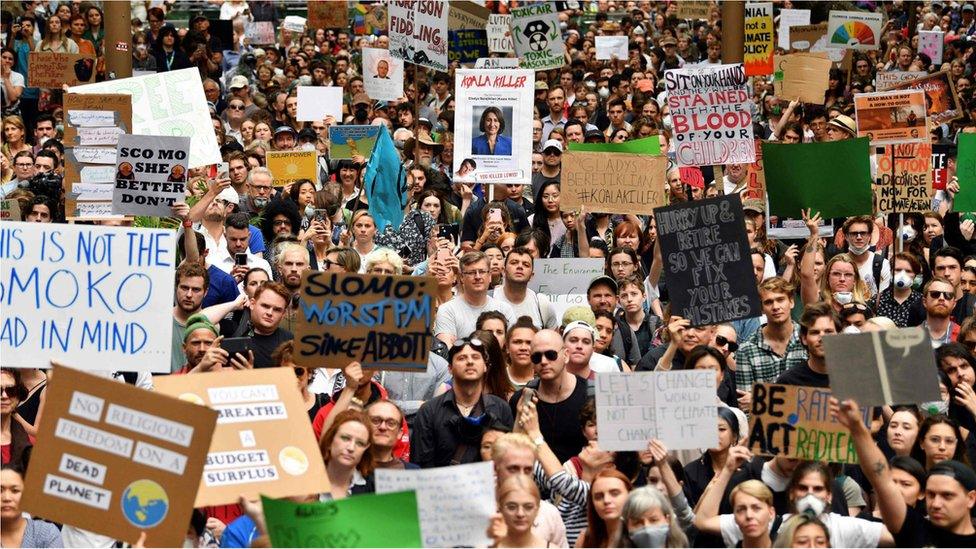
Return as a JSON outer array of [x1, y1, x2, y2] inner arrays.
[[6, 0, 976, 548]]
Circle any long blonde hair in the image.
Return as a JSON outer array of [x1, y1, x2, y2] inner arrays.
[[818, 253, 869, 305]]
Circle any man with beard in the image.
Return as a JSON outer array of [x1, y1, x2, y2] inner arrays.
[[221, 212, 273, 281], [170, 262, 245, 373], [587, 276, 641, 366], [775, 303, 841, 387], [238, 167, 274, 218], [922, 277, 961, 347], [276, 243, 310, 297], [176, 315, 253, 374], [226, 281, 293, 368], [492, 247, 557, 329]]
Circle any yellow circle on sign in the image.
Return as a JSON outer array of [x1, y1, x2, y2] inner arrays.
[[286, 163, 298, 175]]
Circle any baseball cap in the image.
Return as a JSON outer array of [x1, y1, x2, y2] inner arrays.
[[561, 306, 597, 329], [417, 117, 433, 129], [274, 125, 297, 137], [542, 139, 563, 153], [660, 35, 678, 46], [229, 75, 249, 90], [584, 129, 606, 142], [217, 186, 240, 206], [929, 460, 976, 491], [965, 4, 975, 12], [535, 81, 549, 90], [828, 114, 857, 137], [352, 93, 371, 106], [588, 274, 618, 294], [563, 320, 597, 340], [743, 199, 766, 214]]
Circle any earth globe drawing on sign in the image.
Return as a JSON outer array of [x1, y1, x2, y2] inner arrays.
[[121, 479, 169, 528]]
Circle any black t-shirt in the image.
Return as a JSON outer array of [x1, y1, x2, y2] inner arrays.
[[774, 362, 829, 388], [509, 375, 589, 463], [252, 328, 293, 368], [895, 505, 976, 548]]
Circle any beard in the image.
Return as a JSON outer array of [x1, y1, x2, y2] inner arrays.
[[928, 303, 952, 318]]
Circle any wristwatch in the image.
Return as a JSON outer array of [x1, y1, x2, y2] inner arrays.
[[532, 434, 545, 448]]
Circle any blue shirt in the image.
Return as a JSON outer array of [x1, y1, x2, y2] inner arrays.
[[220, 516, 257, 548], [202, 265, 240, 308], [471, 133, 513, 156], [248, 225, 265, 254]]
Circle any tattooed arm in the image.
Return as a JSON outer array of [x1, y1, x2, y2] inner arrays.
[[829, 397, 907, 535]]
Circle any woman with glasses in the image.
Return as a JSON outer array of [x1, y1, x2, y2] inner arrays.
[[801, 211, 870, 313], [911, 415, 969, 471], [487, 474, 547, 548]]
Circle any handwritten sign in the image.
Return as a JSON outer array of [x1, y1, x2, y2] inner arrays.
[[510, 3, 564, 71], [329, 125, 380, 160], [778, 8, 811, 50], [113, 134, 190, 216], [448, 2, 490, 67], [21, 366, 216, 547], [28, 52, 96, 87], [307, 0, 349, 29], [748, 383, 870, 464], [266, 150, 317, 187], [294, 272, 436, 370], [376, 462, 495, 548], [874, 142, 932, 214], [1, 199, 21, 222], [824, 327, 941, 407], [388, 0, 448, 71], [263, 491, 422, 548], [487, 14, 514, 53], [677, 1, 711, 20], [665, 63, 755, 167], [596, 371, 718, 451], [0, 223, 176, 372], [244, 21, 275, 44], [68, 110, 120, 128], [561, 151, 667, 215], [854, 90, 928, 144], [744, 3, 774, 76], [877, 71, 928, 91], [528, 258, 605, 321], [655, 194, 761, 326], [77, 127, 126, 147], [154, 369, 330, 506]]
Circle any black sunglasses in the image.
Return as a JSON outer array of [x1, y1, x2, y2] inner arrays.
[[453, 337, 484, 349], [531, 349, 560, 365], [714, 335, 739, 353], [841, 302, 870, 312], [929, 290, 954, 300]]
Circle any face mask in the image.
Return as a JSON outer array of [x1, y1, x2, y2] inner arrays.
[[559, 21, 568, 31], [301, 142, 316, 151], [833, 291, 853, 305], [770, 105, 783, 116], [598, 86, 610, 98], [912, 274, 924, 290], [899, 225, 917, 242], [662, 115, 673, 131], [894, 270, 914, 289], [842, 325, 861, 334], [629, 525, 669, 548], [848, 242, 870, 255], [795, 494, 826, 517], [923, 399, 949, 416], [304, 204, 315, 218], [252, 197, 268, 209]]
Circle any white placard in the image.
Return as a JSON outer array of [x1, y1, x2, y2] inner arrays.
[[595, 36, 628, 60], [487, 13, 514, 53], [825, 10, 883, 51], [296, 86, 343, 122], [474, 57, 520, 69], [778, 9, 811, 50], [388, 0, 449, 71], [362, 47, 404, 102]]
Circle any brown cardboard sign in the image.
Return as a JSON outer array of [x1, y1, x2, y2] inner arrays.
[[873, 143, 933, 214], [308, 0, 349, 29], [748, 383, 870, 464], [561, 151, 667, 215], [155, 369, 330, 506], [293, 272, 436, 370], [21, 367, 216, 547], [677, 1, 711, 20], [28, 52, 97, 87], [779, 53, 832, 104]]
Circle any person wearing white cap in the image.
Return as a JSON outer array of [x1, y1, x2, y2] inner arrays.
[[562, 319, 620, 381], [227, 74, 258, 117]]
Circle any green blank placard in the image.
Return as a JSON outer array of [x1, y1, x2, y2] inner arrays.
[[954, 133, 976, 212], [568, 135, 661, 155]]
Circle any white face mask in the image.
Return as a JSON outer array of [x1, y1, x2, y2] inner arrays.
[[304, 204, 315, 218], [833, 291, 854, 305], [301, 142, 316, 151], [923, 399, 949, 416], [848, 242, 870, 255], [899, 225, 917, 242], [894, 270, 914, 289], [598, 86, 610, 98], [795, 493, 826, 517]]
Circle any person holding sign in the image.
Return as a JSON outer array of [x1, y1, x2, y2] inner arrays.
[[832, 396, 976, 547]]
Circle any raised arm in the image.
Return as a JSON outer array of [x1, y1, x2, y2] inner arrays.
[[799, 209, 823, 305], [693, 445, 752, 534]]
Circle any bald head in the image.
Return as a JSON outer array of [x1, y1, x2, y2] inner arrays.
[[531, 329, 567, 380], [533, 329, 564, 351]]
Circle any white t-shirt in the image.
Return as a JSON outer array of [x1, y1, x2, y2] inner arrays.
[[856, 251, 891, 297], [434, 295, 516, 341], [718, 511, 883, 548], [491, 287, 558, 329], [589, 352, 620, 373]]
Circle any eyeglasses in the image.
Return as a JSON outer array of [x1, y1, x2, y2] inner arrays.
[[322, 259, 338, 270], [846, 230, 870, 238], [273, 219, 291, 226], [15, 162, 33, 168], [531, 349, 560, 364], [462, 269, 489, 278], [714, 335, 739, 353], [841, 302, 870, 313], [543, 150, 561, 156], [369, 416, 400, 429], [928, 290, 954, 300], [228, 104, 245, 110], [610, 261, 633, 269]]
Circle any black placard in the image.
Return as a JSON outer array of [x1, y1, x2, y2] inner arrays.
[[655, 194, 761, 326]]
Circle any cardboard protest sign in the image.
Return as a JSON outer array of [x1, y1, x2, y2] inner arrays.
[[655, 194, 761, 326], [71, 68, 221, 168], [826, 11, 882, 50], [1, 198, 21, 222], [874, 143, 933, 214], [567, 136, 661, 155], [28, 52, 96, 87], [266, 150, 318, 187], [528, 258, 605, 321], [63, 93, 132, 220], [510, 3, 564, 71], [561, 151, 667, 215], [307, 0, 349, 29], [919, 29, 944, 65], [0, 223, 175, 371], [154, 369, 329, 506], [113, 135, 190, 216], [778, 8, 811, 50], [744, 3, 774, 76], [21, 366, 216, 547], [296, 86, 343, 122], [595, 36, 628, 60], [742, 141, 767, 207], [876, 70, 928, 91], [244, 21, 275, 45], [786, 23, 827, 52], [823, 327, 941, 407], [263, 491, 422, 548], [293, 271, 435, 370], [453, 69, 534, 184], [665, 64, 755, 167], [748, 383, 871, 464], [596, 371, 718, 452], [282, 15, 306, 34], [448, 2, 490, 66], [362, 47, 404, 101], [954, 134, 976, 212], [677, 1, 711, 20], [487, 14, 515, 53], [854, 90, 928, 144], [388, 0, 448, 71], [779, 53, 832, 104], [932, 143, 952, 191], [890, 71, 963, 124], [329, 125, 380, 160], [376, 462, 495, 548], [762, 139, 873, 219]]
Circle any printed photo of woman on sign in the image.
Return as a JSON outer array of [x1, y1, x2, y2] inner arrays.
[[471, 106, 513, 156]]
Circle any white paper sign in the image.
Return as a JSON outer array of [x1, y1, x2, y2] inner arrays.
[[919, 30, 944, 65], [282, 15, 306, 33], [510, 3, 564, 71], [362, 47, 404, 102], [70, 68, 221, 169], [79, 165, 117, 184], [0, 223, 176, 372], [487, 14, 514, 53], [77, 127, 125, 146], [595, 36, 628, 60], [529, 258, 604, 322], [376, 462, 495, 548], [778, 9, 811, 50], [70, 183, 114, 201], [825, 11, 883, 51], [114, 134, 191, 216], [474, 57, 520, 69], [71, 147, 117, 165], [596, 371, 719, 451], [388, 0, 449, 71], [67, 110, 119, 127], [296, 86, 343, 122]]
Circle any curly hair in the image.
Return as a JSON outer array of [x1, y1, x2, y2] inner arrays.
[[260, 198, 301, 242]]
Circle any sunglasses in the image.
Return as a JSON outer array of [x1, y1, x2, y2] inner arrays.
[[453, 337, 484, 349], [228, 104, 245, 110], [841, 302, 870, 313], [531, 349, 560, 364], [714, 335, 739, 353], [0, 386, 15, 397], [929, 290, 954, 300]]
